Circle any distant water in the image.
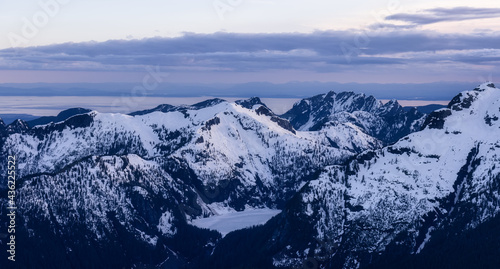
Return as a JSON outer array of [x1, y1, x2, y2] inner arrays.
[[0, 96, 448, 123], [0, 96, 301, 117]]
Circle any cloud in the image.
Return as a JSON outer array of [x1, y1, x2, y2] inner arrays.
[[0, 30, 499, 75], [386, 7, 500, 25], [368, 23, 417, 30]]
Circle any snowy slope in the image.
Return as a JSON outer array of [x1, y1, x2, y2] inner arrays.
[[0, 95, 382, 249], [269, 83, 500, 268], [2, 86, 492, 269], [17, 154, 181, 241]]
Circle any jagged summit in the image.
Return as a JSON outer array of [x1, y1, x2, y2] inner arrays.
[[281, 91, 425, 144], [6, 119, 29, 134], [235, 96, 268, 110], [282, 92, 380, 125]]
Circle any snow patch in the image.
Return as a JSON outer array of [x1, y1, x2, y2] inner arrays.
[[158, 211, 177, 237]]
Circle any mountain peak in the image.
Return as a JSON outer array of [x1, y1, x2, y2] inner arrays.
[[190, 98, 226, 110], [324, 90, 337, 98], [281, 91, 424, 143], [129, 104, 176, 116], [235, 97, 267, 110], [6, 119, 29, 133], [57, 107, 92, 119], [425, 83, 500, 131], [385, 99, 399, 105], [448, 82, 498, 112], [130, 98, 228, 116], [27, 107, 92, 128], [479, 81, 496, 90], [471, 82, 496, 92]]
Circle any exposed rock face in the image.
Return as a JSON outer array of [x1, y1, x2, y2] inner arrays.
[[281, 91, 426, 144]]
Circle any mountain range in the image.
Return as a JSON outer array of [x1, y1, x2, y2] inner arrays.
[[0, 83, 498, 268]]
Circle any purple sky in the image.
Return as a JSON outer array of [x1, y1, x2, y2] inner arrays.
[[1, 3, 499, 85]]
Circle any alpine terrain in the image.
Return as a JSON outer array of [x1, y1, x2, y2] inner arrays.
[[1, 84, 499, 268]]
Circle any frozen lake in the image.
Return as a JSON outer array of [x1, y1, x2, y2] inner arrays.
[[190, 208, 281, 237]]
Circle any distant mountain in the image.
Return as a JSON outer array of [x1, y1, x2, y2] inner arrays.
[[281, 91, 425, 144], [129, 104, 177, 116], [0, 81, 477, 100], [403, 104, 447, 114], [0, 114, 39, 125], [129, 98, 228, 116], [26, 107, 92, 127]]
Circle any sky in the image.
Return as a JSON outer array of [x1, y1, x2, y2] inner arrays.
[[0, 0, 499, 86]]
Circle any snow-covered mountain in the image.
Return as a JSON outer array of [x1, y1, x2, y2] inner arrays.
[[281, 91, 425, 144], [26, 107, 92, 128], [1, 85, 498, 268], [0, 93, 391, 268], [1, 98, 380, 218], [208, 83, 500, 268]]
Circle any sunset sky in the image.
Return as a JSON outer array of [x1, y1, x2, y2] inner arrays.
[[1, 0, 499, 85]]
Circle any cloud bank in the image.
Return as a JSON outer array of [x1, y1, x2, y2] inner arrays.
[[387, 7, 500, 25], [1, 30, 499, 73], [1, 7, 499, 83]]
